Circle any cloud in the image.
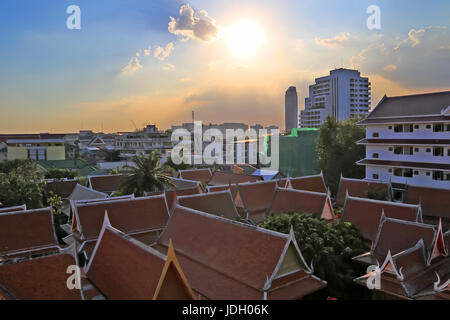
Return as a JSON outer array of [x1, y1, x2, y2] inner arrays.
[[350, 26, 450, 89], [153, 42, 174, 61], [314, 32, 351, 48], [143, 48, 151, 56], [121, 57, 142, 75], [162, 63, 175, 71], [168, 4, 221, 41], [180, 77, 192, 83]]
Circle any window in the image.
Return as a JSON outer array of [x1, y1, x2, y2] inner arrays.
[[433, 171, 444, 181], [403, 169, 413, 178], [372, 132, 379, 138], [434, 124, 444, 132], [388, 169, 393, 173], [394, 168, 403, 177], [448, 149, 450, 156], [372, 153, 379, 159], [433, 147, 444, 157], [404, 125, 414, 133], [415, 148, 419, 153], [372, 174, 379, 179], [426, 125, 431, 129], [426, 148, 431, 153], [394, 146, 403, 154], [414, 171, 419, 175], [426, 172, 430, 176], [446, 173, 450, 181], [414, 125, 419, 129], [447, 124, 450, 131], [394, 125, 403, 133], [389, 147, 393, 151], [404, 147, 414, 155], [388, 126, 393, 130]]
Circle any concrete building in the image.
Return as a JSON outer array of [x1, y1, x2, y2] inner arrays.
[[285, 86, 298, 131], [0, 134, 66, 161], [300, 68, 371, 128], [357, 91, 450, 199]]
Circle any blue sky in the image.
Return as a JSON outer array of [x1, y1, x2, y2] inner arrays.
[[0, 0, 449, 133]]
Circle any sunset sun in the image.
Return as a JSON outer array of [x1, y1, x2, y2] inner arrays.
[[227, 20, 266, 58]]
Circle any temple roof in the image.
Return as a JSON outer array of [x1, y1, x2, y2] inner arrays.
[[404, 185, 450, 219], [178, 169, 212, 184], [208, 171, 263, 186], [178, 191, 241, 220], [336, 176, 391, 207], [235, 181, 277, 222], [288, 173, 328, 194], [88, 174, 123, 194]]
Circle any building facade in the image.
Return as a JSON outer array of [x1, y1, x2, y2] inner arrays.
[[285, 86, 298, 131], [300, 68, 371, 128], [357, 91, 450, 199], [0, 134, 66, 161]]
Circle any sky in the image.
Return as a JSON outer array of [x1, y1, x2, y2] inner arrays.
[[0, 0, 449, 133]]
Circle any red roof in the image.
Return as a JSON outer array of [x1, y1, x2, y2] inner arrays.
[[178, 169, 212, 184], [73, 196, 169, 242], [178, 191, 241, 220], [43, 180, 78, 198], [153, 206, 326, 299], [0, 208, 59, 259], [0, 253, 82, 300], [342, 196, 422, 242], [235, 181, 277, 222], [86, 222, 195, 300], [88, 175, 123, 193], [289, 174, 328, 193], [269, 188, 335, 222], [0, 205, 26, 214], [208, 171, 263, 186], [336, 177, 390, 207], [404, 186, 450, 219], [207, 184, 239, 199]]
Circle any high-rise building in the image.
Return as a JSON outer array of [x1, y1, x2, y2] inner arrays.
[[285, 86, 298, 131], [299, 68, 371, 128]]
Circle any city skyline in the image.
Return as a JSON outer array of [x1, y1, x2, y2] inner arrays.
[[1, 0, 449, 133]]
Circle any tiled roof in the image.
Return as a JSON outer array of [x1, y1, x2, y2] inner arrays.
[[208, 171, 263, 186], [178, 169, 212, 184], [73, 196, 169, 245], [0, 208, 60, 259], [68, 184, 108, 202], [342, 196, 422, 242], [269, 188, 335, 222], [336, 177, 390, 207], [167, 177, 202, 191], [288, 174, 327, 193], [43, 179, 78, 198], [207, 184, 239, 198], [153, 206, 326, 300], [404, 186, 450, 219], [235, 181, 277, 223], [88, 174, 123, 193], [0, 252, 82, 300], [178, 191, 241, 220], [85, 219, 195, 300], [0, 205, 26, 214]]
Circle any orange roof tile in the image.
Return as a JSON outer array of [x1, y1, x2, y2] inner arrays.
[[178, 191, 241, 220], [235, 181, 277, 222], [0, 208, 59, 259], [336, 177, 390, 207], [178, 169, 212, 183], [43, 179, 78, 198], [88, 174, 123, 193], [207, 184, 239, 198], [289, 174, 328, 193], [404, 186, 450, 219], [342, 196, 422, 242], [208, 171, 263, 186]]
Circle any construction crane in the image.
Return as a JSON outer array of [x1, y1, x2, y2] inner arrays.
[[130, 120, 138, 131]]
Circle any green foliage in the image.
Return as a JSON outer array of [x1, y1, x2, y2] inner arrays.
[[0, 160, 44, 209], [259, 212, 369, 299], [44, 191, 68, 244], [44, 168, 79, 180], [109, 169, 119, 175], [317, 116, 366, 196], [365, 187, 388, 201], [164, 156, 191, 172], [119, 152, 174, 197]]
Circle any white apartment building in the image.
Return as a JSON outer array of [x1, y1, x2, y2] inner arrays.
[[357, 91, 450, 198], [300, 68, 371, 128]]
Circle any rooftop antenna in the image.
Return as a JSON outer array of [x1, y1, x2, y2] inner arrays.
[[192, 110, 195, 123]]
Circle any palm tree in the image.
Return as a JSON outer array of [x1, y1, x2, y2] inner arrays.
[[120, 152, 173, 197]]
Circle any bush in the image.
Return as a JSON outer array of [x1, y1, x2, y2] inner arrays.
[[44, 168, 79, 180], [259, 212, 370, 299], [366, 187, 388, 201]]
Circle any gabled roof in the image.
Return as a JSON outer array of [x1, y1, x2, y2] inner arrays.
[[208, 171, 263, 186], [342, 195, 422, 242], [68, 184, 108, 202], [252, 170, 282, 181], [167, 177, 202, 192], [0, 248, 82, 300], [235, 181, 277, 223], [268, 188, 335, 222], [178, 169, 212, 184], [72, 196, 169, 242], [288, 173, 328, 194], [336, 176, 390, 207], [0, 208, 60, 259], [0, 204, 26, 214], [85, 216, 195, 300], [354, 217, 436, 266], [177, 191, 241, 220], [43, 179, 78, 199], [404, 185, 450, 219], [88, 174, 123, 193], [360, 91, 450, 125], [207, 184, 239, 198], [152, 206, 326, 300]]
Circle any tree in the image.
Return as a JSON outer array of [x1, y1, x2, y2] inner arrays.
[[366, 186, 388, 201], [258, 212, 369, 299], [0, 160, 44, 209], [164, 155, 190, 173], [119, 152, 173, 197], [44, 168, 79, 180], [317, 116, 366, 195]]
